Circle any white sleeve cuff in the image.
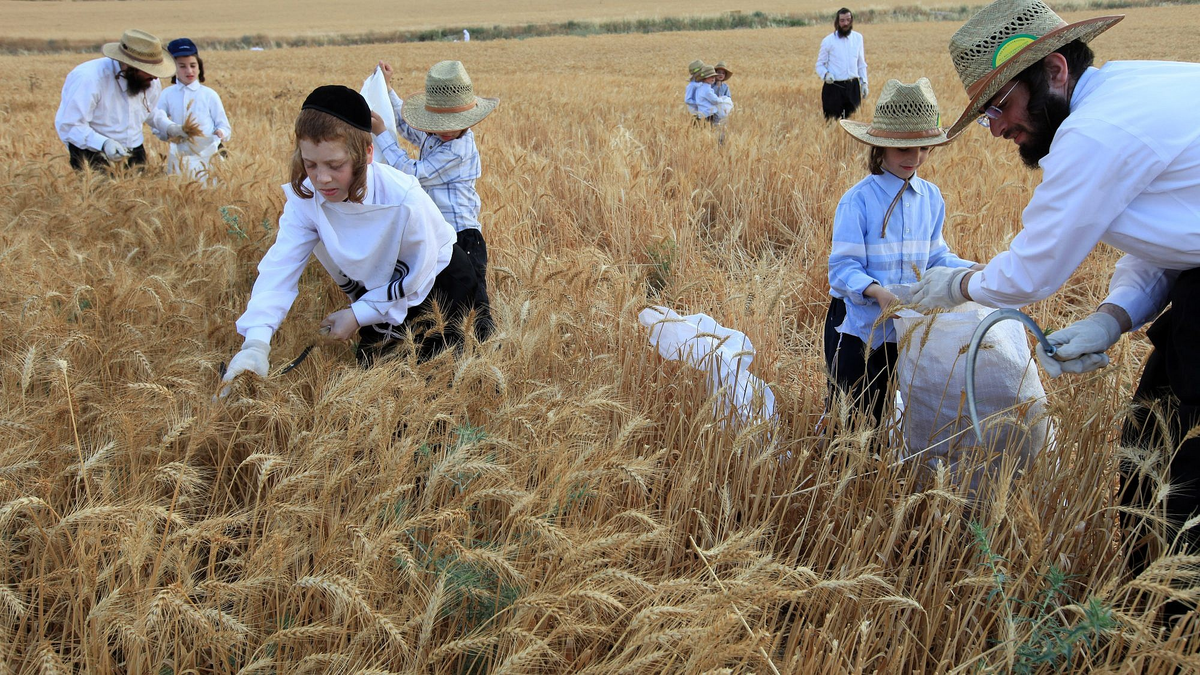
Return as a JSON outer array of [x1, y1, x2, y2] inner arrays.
[[350, 300, 386, 327]]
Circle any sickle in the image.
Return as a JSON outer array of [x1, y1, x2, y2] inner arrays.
[[965, 308, 1056, 443]]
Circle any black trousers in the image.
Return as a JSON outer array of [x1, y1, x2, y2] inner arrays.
[[821, 79, 862, 120], [355, 243, 492, 367], [454, 228, 493, 336], [69, 143, 147, 171], [1120, 267, 1200, 622], [823, 297, 897, 423]]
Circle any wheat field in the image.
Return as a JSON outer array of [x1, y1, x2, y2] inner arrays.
[[1, 6, 1199, 673]]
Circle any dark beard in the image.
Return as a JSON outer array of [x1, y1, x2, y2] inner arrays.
[[837, 24, 853, 37], [119, 68, 154, 96], [1017, 87, 1072, 169]]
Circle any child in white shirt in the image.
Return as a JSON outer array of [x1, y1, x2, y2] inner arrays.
[[222, 85, 489, 386], [154, 38, 231, 179]]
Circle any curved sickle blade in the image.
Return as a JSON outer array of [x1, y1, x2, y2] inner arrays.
[[965, 308, 1057, 443]]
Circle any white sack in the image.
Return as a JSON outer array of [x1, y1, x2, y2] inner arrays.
[[892, 303, 1049, 496], [170, 134, 221, 184], [716, 96, 734, 119], [360, 67, 399, 163], [639, 306, 775, 424]]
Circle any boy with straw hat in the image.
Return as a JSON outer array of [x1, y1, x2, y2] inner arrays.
[[55, 29, 180, 170], [910, 0, 1200, 621], [826, 78, 975, 423], [684, 60, 707, 118], [713, 61, 732, 98], [687, 64, 722, 124], [370, 60, 498, 312]]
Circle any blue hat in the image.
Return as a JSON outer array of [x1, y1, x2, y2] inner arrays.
[[167, 38, 198, 57]]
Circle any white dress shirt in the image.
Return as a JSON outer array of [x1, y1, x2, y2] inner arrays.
[[967, 61, 1200, 328], [154, 81, 231, 140], [815, 30, 868, 85], [55, 57, 171, 151], [235, 163, 456, 344]]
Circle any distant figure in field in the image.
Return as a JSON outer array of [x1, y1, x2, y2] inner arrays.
[[713, 61, 732, 98], [55, 29, 179, 170], [463, 29, 470, 42], [910, 0, 1200, 624], [684, 59, 706, 118], [815, 8, 869, 120], [687, 64, 722, 124]]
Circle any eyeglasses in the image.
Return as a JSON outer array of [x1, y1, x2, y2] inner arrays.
[[976, 82, 1018, 129]]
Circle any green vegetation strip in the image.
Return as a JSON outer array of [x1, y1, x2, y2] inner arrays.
[[2, 0, 1196, 54]]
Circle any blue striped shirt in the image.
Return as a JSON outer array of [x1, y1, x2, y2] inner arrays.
[[828, 171, 973, 347], [375, 90, 483, 234]]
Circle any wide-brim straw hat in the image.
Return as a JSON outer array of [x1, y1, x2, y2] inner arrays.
[[400, 60, 498, 133], [696, 64, 717, 80], [101, 29, 176, 78], [946, 0, 1122, 137], [840, 78, 950, 148], [688, 59, 705, 76], [714, 61, 733, 79]]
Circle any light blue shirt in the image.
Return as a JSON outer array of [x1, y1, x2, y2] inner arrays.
[[684, 81, 701, 115], [375, 90, 483, 234], [829, 171, 974, 347], [713, 82, 730, 98], [691, 83, 719, 119]]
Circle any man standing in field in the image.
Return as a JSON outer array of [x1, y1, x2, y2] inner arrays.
[[911, 0, 1200, 623], [815, 8, 869, 120], [55, 29, 179, 171]]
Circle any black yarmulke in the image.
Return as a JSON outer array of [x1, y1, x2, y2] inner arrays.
[[302, 85, 372, 131]]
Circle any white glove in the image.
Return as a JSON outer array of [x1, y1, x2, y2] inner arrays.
[[823, 73, 835, 84], [1034, 313, 1121, 379], [102, 139, 129, 160], [911, 267, 970, 311], [861, 83, 869, 98], [223, 339, 270, 382], [166, 123, 185, 141]]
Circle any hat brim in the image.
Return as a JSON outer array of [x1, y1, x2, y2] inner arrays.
[[946, 14, 1123, 138], [840, 119, 950, 148], [401, 94, 499, 133], [102, 42, 176, 78], [715, 67, 733, 80]]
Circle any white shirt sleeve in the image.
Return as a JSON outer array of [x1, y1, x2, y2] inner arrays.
[[815, 36, 831, 80], [145, 83, 173, 137], [857, 34, 868, 86], [211, 89, 232, 140], [151, 91, 171, 141], [55, 68, 108, 151], [235, 194, 322, 344], [1105, 255, 1176, 328], [348, 192, 452, 327], [968, 120, 1169, 314]]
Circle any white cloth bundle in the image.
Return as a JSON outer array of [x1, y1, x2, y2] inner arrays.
[[892, 303, 1049, 496], [715, 96, 734, 119], [170, 134, 221, 184], [360, 67, 399, 163], [638, 306, 775, 424]]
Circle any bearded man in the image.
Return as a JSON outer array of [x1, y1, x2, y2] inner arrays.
[[55, 29, 181, 170], [911, 0, 1200, 622], [815, 8, 869, 120]]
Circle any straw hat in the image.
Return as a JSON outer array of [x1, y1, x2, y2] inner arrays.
[[400, 61, 498, 133], [101, 29, 176, 78], [688, 59, 705, 76], [946, 0, 1122, 137], [839, 78, 949, 148], [696, 64, 717, 80], [714, 61, 733, 80]]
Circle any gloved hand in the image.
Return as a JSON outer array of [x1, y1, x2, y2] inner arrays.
[[823, 73, 835, 84], [1034, 313, 1121, 378], [223, 339, 270, 382], [861, 83, 869, 98], [102, 138, 129, 160], [166, 123, 185, 141], [911, 267, 970, 311]]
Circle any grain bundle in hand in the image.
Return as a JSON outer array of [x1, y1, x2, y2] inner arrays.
[[181, 110, 203, 140]]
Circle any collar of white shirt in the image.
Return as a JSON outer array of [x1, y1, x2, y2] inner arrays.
[[184, 81, 202, 91]]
